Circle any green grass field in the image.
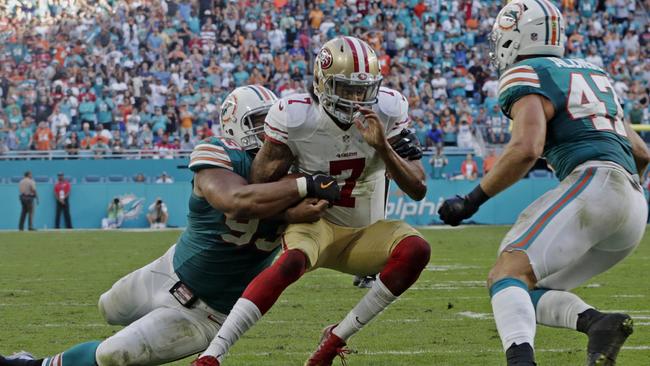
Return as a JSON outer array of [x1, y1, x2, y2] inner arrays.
[[0, 228, 648, 365]]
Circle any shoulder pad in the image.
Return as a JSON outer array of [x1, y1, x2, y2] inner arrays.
[[376, 87, 408, 119], [265, 94, 313, 144], [188, 137, 244, 172]]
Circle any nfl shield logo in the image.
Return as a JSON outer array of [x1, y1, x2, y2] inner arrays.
[[343, 135, 351, 143]]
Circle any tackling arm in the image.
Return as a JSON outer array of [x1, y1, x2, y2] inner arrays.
[[250, 141, 295, 183], [194, 168, 302, 220], [438, 94, 551, 226], [479, 94, 550, 197]]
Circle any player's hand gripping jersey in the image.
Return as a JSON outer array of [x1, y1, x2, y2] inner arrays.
[[174, 136, 283, 314], [498, 57, 636, 179], [264, 87, 409, 227]]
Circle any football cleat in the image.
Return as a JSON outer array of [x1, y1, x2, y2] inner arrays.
[[357, 275, 375, 289], [190, 356, 220, 366], [305, 324, 350, 366], [586, 313, 633, 366], [352, 275, 376, 289]]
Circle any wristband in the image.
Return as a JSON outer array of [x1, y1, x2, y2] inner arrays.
[[467, 184, 490, 207], [296, 177, 308, 198]]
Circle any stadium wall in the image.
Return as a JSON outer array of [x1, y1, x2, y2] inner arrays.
[[0, 156, 479, 183], [0, 178, 561, 230]]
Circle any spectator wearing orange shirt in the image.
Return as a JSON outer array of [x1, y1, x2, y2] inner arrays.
[[308, 4, 324, 30], [35, 121, 54, 150], [179, 104, 194, 137], [483, 149, 498, 176]]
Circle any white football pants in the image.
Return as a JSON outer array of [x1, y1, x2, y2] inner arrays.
[[499, 161, 647, 289], [95, 245, 226, 366]]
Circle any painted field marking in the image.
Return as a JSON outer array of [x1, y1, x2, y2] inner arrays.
[[228, 346, 650, 357]]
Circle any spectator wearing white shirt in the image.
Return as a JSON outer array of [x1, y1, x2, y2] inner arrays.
[[147, 198, 168, 229], [155, 171, 174, 184], [49, 104, 70, 136]]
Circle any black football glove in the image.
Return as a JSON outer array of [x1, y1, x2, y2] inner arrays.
[[437, 185, 490, 226], [390, 129, 423, 160], [305, 174, 341, 203]]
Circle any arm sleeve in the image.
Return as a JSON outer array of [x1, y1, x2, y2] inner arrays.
[[264, 99, 290, 145], [498, 65, 552, 119]]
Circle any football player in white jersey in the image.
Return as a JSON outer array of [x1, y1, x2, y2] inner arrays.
[[194, 37, 431, 366], [0, 86, 339, 366]]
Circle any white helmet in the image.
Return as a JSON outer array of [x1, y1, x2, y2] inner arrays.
[[489, 0, 566, 72], [220, 85, 277, 151]]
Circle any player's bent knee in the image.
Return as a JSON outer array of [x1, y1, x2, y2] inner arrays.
[[487, 267, 535, 290], [96, 338, 143, 366], [98, 293, 129, 326], [486, 250, 536, 289], [395, 236, 431, 270], [276, 249, 308, 281]]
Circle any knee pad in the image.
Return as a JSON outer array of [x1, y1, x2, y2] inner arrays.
[[96, 336, 147, 366], [98, 292, 129, 326], [392, 236, 431, 270], [276, 249, 308, 281]]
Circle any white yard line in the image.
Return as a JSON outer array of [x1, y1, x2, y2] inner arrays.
[[0, 302, 95, 306], [228, 346, 650, 357]]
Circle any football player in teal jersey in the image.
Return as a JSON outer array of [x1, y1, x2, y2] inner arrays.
[[0, 85, 340, 366], [439, 1, 649, 365]]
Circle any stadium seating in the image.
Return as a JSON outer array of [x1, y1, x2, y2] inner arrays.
[[107, 175, 128, 183], [0, 0, 644, 161], [529, 170, 553, 179], [33, 176, 52, 184], [82, 175, 104, 184]]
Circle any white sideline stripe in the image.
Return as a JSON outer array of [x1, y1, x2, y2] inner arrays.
[[425, 264, 483, 271], [0, 302, 95, 306], [457, 311, 493, 320], [28, 323, 109, 328], [228, 346, 650, 357], [0, 290, 31, 293], [614, 295, 645, 298], [265, 319, 422, 325]]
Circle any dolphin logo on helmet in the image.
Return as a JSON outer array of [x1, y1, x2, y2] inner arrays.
[[220, 85, 278, 152], [489, 0, 566, 73]]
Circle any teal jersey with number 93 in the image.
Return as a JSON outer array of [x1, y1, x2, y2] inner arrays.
[[173, 137, 284, 314], [498, 57, 635, 180]]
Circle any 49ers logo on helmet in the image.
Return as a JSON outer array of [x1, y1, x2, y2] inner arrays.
[[319, 48, 333, 70]]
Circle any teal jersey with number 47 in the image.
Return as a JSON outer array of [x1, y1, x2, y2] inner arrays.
[[173, 137, 284, 314], [498, 57, 635, 181]]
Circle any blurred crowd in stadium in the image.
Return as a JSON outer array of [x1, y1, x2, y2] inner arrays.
[[0, 0, 647, 157]]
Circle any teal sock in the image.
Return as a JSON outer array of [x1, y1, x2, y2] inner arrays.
[[42, 341, 100, 366]]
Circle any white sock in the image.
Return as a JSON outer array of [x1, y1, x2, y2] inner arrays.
[[535, 290, 592, 330], [333, 277, 397, 340], [201, 298, 261, 361], [492, 286, 536, 351]]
